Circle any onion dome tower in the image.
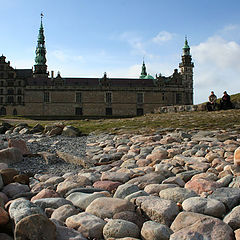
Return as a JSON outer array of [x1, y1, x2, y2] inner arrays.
[[33, 13, 48, 78], [179, 36, 194, 104], [140, 60, 147, 79]]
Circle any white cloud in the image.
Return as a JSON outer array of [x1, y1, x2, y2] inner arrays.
[[152, 31, 174, 44], [192, 36, 240, 104], [120, 32, 146, 56]]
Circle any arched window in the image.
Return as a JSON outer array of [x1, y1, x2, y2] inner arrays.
[[13, 108, 17, 116], [0, 107, 6, 115], [7, 88, 14, 94]]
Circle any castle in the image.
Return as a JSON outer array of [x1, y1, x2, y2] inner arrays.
[[0, 16, 194, 118]]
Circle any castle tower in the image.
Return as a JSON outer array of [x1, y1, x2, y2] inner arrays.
[[179, 37, 194, 104], [33, 13, 48, 78], [139, 60, 147, 79]]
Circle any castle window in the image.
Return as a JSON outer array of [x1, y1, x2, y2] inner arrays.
[[162, 93, 165, 101], [0, 81, 3, 86], [44, 92, 50, 103], [7, 88, 14, 95], [7, 81, 14, 87], [76, 92, 82, 103], [17, 96, 22, 104], [137, 93, 144, 104], [0, 89, 3, 94], [106, 92, 112, 104], [7, 96, 14, 103], [18, 81, 21, 86], [75, 107, 82, 116], [13, 109, 17, 116], [106, 107, 112, 116], [17, 89, 22, 95], [137, 108, 144, 116], [0, 97, 3, 103], [176, 93, 182, 104]]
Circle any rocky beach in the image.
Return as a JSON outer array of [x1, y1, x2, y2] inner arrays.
[[0, 122, 240, 239]]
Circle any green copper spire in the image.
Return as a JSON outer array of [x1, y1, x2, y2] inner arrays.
[[35, 13, 47, 65], [183, 36, 190, 56], [140, 60, 147, 79]]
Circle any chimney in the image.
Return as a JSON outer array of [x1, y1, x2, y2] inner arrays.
[[51, 71, 54, 79]]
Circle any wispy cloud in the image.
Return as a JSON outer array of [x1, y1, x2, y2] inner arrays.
[[120, 32, 147, 56], [152, 31, 175, 44]]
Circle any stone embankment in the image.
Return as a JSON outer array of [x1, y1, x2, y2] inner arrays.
[[0, 122, 240, 239], [154, 101, 240, 114]]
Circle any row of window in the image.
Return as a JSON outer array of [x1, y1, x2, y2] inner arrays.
[[0, 96, 23, 104], [75, 107, 144, 116], [0, 81, 22, 87], [0, 88, 23, 95], [44, 92, 145, 104]]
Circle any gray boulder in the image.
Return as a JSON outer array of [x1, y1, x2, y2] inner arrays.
[[103, 219, 140, 239]]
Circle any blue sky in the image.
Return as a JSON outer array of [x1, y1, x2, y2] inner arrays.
[[1, 0, 240, 104]]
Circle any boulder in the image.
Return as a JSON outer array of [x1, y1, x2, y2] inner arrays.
[[144, 183, 178, 195], [32, 197, 72, 210], [13, 174, 29, 185], [126, 172, 166, 189], [0, 168, 18, 185], [86, 197, 135, 219], [56, 175, 92, 196], [101, 171, 131, 183], [66, 192, 106, 210], [51, 204, 79, 222], [14, 214, 56, 240], [9, 199, 45, 224], [2, 182, 30, 198], [0, 206, 9, 225], [103, 219, 140, 240], [234, 147, 240, 166], [224, 205, 240, 230], [182, 197, 226, 218], [8, 139, 31, 155], [62, 125, 81, 137], [159, 187, 198, 203], [93, 180, 122, 192], [141, 221, 173, 240], [208, 187, 240, 211], [135, 196, 179, 226], [113, 183, 140, 199], [170, 212, 234, 240], [31, 188, 59, 201], [185, 178, 221, 194], [55, 225, 87, 240], [66, 212, 106, 239], [0, 147, 22, 164], [113, 211, 145, 229]]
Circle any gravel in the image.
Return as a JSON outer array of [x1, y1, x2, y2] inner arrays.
[[6, 134, 88, 176]]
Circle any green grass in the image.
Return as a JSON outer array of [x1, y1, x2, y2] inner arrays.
[[0, 93, 240, 135]]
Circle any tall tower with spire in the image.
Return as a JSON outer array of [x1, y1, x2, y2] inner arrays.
[[140, 60, 147, 79], [34, 13, 48, 78], [179, 37, 194, 103]]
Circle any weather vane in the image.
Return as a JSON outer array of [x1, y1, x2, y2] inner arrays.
[[41, 12, 44, 19]]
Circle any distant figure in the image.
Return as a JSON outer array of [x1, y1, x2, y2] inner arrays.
[[220, 91, 233, 110], [207, 91, 217, 111]]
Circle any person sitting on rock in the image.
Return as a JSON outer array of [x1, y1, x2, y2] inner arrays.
[[220, 91, 233, 110], [207, 91, 217, 111]]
